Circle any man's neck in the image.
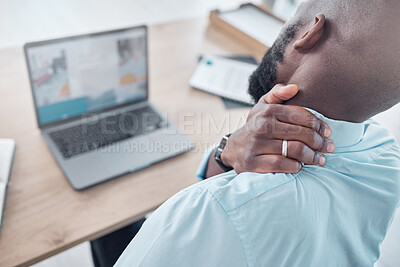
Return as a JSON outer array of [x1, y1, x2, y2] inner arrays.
[[280, 64, 366, 123], [284, 81, 373, 123]]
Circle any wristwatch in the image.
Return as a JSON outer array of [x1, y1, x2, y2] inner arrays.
[[214, 134, 233, 172]]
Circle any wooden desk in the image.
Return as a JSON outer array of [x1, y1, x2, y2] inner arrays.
[[0, 18, 261, 266]]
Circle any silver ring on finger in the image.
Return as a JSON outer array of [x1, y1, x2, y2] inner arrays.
[[282, 140, 288, 157]]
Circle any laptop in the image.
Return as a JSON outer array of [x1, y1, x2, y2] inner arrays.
[[24, 26, 194, 190]]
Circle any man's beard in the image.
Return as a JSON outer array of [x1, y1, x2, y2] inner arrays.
[[248, 21, 303, 103]]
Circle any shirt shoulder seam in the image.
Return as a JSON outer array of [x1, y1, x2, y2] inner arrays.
[[222, 174, 299, 212], [135, 189, 203, 265], [196, 186, 249, 266], [199, 186, 252, 267]]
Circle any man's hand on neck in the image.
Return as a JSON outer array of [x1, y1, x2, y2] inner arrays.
[[204, 84, 334, 179]]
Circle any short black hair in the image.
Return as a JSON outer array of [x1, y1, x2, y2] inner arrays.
[[248, 21, 303, 102]]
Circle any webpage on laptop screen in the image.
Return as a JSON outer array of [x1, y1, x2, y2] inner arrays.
[[26, 28, 148, 125]]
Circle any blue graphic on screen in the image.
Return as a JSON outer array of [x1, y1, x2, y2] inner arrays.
[[27, 28, 147, 125]]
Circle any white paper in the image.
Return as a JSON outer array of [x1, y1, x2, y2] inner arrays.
[[220, 5, 284, 47], [0, 138, 15, 230], [190, 55, 257, 105]]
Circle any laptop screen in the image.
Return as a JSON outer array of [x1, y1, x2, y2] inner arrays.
[[25, 26, 148, 126]]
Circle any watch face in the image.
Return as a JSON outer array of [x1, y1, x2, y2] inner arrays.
[[214, 134, 233, 172], [220, 135, 230, 149], [220, 140, 226, 149]]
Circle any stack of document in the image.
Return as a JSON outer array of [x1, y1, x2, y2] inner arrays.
[[209, 4, 285, 55], [190, 55, 257, 105]]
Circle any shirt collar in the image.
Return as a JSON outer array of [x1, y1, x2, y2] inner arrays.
[[306, 108, 365, 149]]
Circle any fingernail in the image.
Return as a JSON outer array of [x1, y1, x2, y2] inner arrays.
[[319, 155, 326, 166], [327, 141, 335, 153], [324, 128, 331, 137], [284, 84, 298, 90]]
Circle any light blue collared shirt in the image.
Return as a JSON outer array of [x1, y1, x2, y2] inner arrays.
[[115, 110, 400, 267]]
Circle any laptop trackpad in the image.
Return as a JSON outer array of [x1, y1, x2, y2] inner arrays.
[[100, 135, 154, 173]]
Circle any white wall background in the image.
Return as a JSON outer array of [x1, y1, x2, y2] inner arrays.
[[0, 0, 261, 49]]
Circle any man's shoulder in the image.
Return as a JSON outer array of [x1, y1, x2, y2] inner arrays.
[[115, 176, 249, 266], [181, 118, 400, 225]]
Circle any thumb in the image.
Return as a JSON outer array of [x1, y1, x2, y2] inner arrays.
[[261, 84, 299, 104]]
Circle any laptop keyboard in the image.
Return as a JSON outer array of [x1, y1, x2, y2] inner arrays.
[[49, 106, 166, 159]]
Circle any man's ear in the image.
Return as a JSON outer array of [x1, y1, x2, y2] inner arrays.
[[293, 13, 325, 51]]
